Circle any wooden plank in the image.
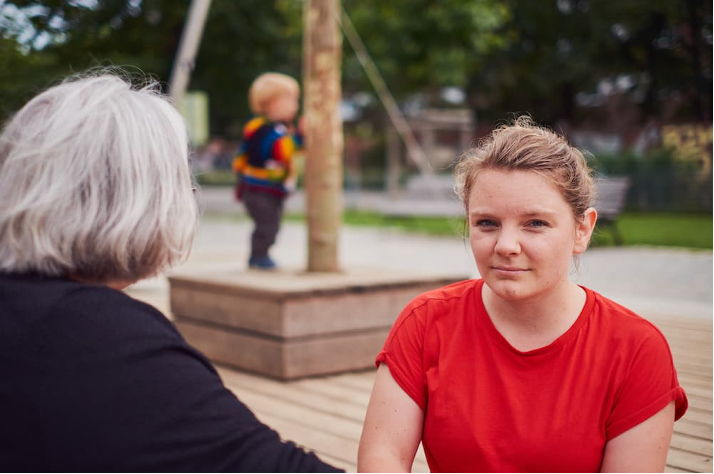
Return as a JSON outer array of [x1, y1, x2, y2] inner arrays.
[[650, 316, 713, 329], [664, 466, 692, 473], [256, 411, 361, 467], [674, 359, 714, 371], [671, 342, 714, 352], [664, 465, 693, 473], [255, 412, 431, 473], [678, 374, 713, 390], [665, 447, 712, 472], [230, 385, 365, 441], [336, 369, 380, 385], [672, 353, 714, 365], [680, 384, 713, 400], [670, 432, 713, 457], [675, 418, 713, 440], [686, 395, 713, 413], [654, 323, 712, 341], [179, 319, 390, 379], [316, 453, 356, 473], [680, 409, 712, 428], [669, 342, 712, 353], [217, 367, 369, 422], [290, 378, 371, 409], [329, 371, 378, 392], [283, 331, 389, 379], [674, 363, 713, 374]]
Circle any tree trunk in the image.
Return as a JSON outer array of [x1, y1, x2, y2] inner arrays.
[[303, 0, 343, 272]]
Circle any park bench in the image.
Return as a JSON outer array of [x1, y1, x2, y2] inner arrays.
[[593, 176, 631, 246]]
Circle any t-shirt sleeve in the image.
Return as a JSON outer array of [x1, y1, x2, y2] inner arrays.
[[375, 300, 428, 411], [605, 327, 688, 440]]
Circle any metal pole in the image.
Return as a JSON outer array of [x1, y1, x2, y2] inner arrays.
[[169, 0, 212, 106]]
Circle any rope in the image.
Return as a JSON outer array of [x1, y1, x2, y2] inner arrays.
[[337, 7, 434, 176]]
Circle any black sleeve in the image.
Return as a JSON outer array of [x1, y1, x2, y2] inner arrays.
[[35, 287, 342, 473]]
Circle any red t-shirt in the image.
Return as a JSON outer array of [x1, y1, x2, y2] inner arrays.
[[376, 279, 688, 472]]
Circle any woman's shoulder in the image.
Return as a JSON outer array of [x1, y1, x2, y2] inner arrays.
[[409, 277, 479, 304], [0, 273, 178, 343], [399, 279, 482, 324], [585, 287, 672, 346], [53, 282, 179, 339]]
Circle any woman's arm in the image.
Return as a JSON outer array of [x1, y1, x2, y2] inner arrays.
[[600, 401, 675, 472], [358, 364, 424, 472]]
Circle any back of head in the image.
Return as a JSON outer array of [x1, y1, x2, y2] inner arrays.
[[454, 116, 595, 218], [0, 70, 198, 283], [248, 72, 300, 115]]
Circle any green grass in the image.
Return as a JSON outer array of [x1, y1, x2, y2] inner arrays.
[[208, 210, 712, 250], [285, 211, 467, 237], [590, 212, 712, 249]]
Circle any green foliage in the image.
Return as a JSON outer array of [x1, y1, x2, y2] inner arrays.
[[342, 0, 509, 96], [474, 0, 712, 124], [0, 0, 187, 117], [0, 0, 710, 136]]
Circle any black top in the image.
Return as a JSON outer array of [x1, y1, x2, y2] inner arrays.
[[0, 273, 341, 472]]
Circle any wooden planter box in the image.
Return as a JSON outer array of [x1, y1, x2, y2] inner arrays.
[[170, 268, 467, 379]]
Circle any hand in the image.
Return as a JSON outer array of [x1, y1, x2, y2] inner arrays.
[[284, 177, 297, 193]]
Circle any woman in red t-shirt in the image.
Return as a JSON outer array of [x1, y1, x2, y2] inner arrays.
[[357, 117, 688, 473]]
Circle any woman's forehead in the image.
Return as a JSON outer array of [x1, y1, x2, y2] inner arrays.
[[469, 169, 570, 210]]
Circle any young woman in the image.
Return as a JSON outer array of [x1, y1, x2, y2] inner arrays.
[[358, 117, 688, 472]]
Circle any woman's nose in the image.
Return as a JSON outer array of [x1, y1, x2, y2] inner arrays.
[[494, 228, 521, 256]]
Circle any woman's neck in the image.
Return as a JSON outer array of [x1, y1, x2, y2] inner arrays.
[[482, 279, 586, 352]]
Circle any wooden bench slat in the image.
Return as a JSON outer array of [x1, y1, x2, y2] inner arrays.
[[665, 447, 713, 472]]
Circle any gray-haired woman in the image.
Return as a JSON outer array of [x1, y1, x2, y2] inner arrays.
[[0, 72, 340, 472]]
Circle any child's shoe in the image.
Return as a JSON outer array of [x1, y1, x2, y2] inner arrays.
[[249, 255, 277, 270]]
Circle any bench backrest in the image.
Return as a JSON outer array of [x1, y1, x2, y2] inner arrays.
[[593, 177, 631, 221]]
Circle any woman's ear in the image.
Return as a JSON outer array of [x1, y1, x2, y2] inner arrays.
[[574, 207, 598, 254]]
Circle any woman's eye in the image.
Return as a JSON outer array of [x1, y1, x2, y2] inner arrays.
[[475, 219, 498, 228], [527, 220, 548, 228]]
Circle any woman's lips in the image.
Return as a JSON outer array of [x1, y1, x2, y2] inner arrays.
[[493, 266, 529, 274]]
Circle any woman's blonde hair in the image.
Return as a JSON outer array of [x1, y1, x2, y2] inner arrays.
[[248, 72, 300, 115], [0, 70, 198, 283], [454, 116, 595, 219]]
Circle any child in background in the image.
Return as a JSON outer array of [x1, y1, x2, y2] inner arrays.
[[233, 72, 303, 270]]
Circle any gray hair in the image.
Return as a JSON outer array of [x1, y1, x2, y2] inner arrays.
[[0, 71, 198, 283]]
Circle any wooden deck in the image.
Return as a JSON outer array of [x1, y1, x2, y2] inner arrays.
[[126, 287, 711, 472]]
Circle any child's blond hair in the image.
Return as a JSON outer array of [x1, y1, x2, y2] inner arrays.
[[248, 72, 300, 115]]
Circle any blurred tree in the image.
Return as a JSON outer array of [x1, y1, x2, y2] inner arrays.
[[1, 0, 710, 135], [0, 0, 186, 119], [340, 0, 509, 99], [0, 0, 302, 134], [473, 0, 712, 126]]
